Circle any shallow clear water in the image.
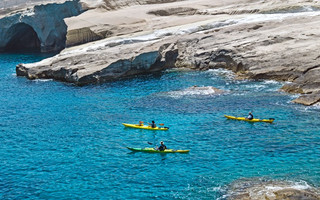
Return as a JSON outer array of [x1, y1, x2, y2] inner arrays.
[[0, 53, 319, 199]]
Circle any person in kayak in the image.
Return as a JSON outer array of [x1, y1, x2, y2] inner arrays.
[[247, 112, 254, 120], [150, 121, 156, 128], [138, 121, 144, 126], [157, 141, 167, 151]]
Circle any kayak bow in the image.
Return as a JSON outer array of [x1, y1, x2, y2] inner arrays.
[[127, 147, 189, 153], [224, 115, 274, 123], [122, 123, 169, 130]]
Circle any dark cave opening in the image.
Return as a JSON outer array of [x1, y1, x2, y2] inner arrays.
[[4, 23, 41, 52]]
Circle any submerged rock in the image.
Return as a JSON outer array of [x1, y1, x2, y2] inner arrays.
[[226, 178, 320, 200], [184, 86, 225, 95], [165, 86, 225, 98]]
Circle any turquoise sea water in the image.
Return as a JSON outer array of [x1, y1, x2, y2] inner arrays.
[[0, 53, 319, 199]]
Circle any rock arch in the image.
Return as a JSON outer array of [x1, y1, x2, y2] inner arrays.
[[0, 0, 83, 53], [4, 23, 41, 52]]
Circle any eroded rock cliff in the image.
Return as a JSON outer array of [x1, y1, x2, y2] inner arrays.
[[16, 39, 178, 85], [14, 0, 320, 106], [0, 0, 83, 52]]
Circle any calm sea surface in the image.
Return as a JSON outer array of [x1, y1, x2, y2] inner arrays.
[[0, 53, 319, 199]]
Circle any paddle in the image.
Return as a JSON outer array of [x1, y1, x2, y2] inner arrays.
[[147, 122, 169, 129], [148, 142, 167, 150], [148, 142, 159, 150], [148, 122, 165, 125]]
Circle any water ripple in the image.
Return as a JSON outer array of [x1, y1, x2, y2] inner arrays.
[[0, 54, 319, 199]]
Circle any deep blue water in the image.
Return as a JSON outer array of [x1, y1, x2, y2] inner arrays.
[[0, 53, 319, 199]]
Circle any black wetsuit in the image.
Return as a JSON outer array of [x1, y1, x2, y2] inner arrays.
[[158, 144, 167, 151], [247, 113, 253, 120]]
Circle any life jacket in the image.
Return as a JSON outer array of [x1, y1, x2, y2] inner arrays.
[[158, 144, 166, 151]]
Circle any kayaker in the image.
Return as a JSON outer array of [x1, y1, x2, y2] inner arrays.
[[139, 121, 144, 126], [150, 121, 156, 128], [247, 112, 253, 120], [158, 141, 167, 151]]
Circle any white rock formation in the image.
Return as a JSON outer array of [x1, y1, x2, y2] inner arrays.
[[8, 0, 320, 105], [0, 0, 83, 52]]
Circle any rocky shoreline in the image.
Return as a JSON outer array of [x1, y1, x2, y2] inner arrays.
[[1, 0, 320, 106], [226, 178, 320, 200]]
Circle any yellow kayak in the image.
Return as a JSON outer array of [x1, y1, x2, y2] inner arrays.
[[224, 115, 274, 123], [122, 123, 169, 130], [127, 147, 189, 153]]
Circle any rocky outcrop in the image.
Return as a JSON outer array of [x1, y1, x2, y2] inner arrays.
[[292, 93, 320, 106], [280, 65, 320, 105], [14, 0, 320, 105], [63, 0, 189, 47], [16, 40, 178, 85], [0, 0, 83, 52], [66, 28, 104, 47], [226, 178, 320, 200], [0, 0, 66, 12], [147, 7, 197, 16], [100, 0, 185, 10]]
